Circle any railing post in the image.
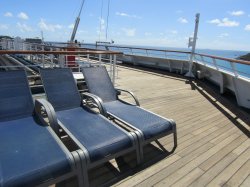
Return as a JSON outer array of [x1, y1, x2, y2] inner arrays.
[[112, 54, 116, 85], [165, 51, 168, 58], [200, 55, 206, 66], [87, 54, 90, 64], [42, 45, 45, 68], [35, 45, 38, 61], [78, 53, 80, 72], [50, 48, 53, 67], [59, 53, 65, 68], [212, 58, 219, 70], [99, 54, 102, 65], [230, 62, 239, 78], [109, 54, 113, 81]]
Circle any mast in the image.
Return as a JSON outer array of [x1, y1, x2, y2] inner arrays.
[[185, 13, 200, 77], [70, 0, 85, 43]]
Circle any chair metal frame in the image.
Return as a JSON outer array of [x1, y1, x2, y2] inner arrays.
[[0, 70, 84, 187], [81, 66, 177, 161], [39, 68, 141, 187]]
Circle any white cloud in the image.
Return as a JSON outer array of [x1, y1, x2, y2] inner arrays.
[[0, 24, 8, 30], [38, 19, 62, 32], [208, 18, 239, 27], [170, 30, 178, 34], [176, 10, 183, 14], [78, 30, 88, 34], [144, 32, 152, 36], [209, 19, 221, 24], [68, 24, 74, 29], [122, 28, 136, 37], [4, 12, 13, 17], [17, 22, 33, 32], [116, 12, 129, 17], [178, 17, 188, 23], [99, 18, 105, 30], [218, 33, 229, 38], [97, 18, 106, 34], [18, 12, 29, 20], [230, 10, 245, 16], [245, 24, 250, 31], [116, 12, 142, 19]]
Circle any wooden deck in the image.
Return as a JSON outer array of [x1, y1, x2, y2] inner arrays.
[[61, 65, 250, 187]]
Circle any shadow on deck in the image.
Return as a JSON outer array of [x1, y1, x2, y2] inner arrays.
[[57, 64, 250, 187], [187, 79, 250, 138]]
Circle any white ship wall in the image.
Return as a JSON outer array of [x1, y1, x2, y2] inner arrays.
[[118, 54, 250, 109]]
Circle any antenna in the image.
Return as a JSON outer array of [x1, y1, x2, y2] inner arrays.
[[70, 0, 85, 43], [99, 0, 104, 41], [105, 0, 111, 41]]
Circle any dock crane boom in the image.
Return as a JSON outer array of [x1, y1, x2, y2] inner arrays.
[[70, 0, 85, 43]]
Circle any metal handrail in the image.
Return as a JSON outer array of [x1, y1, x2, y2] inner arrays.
[[92, 44, 250, 78], [93, 44, 250, 66], [0, 50, 123, 55], [107, 46, 191, 54], [195, 53, 250, 66]]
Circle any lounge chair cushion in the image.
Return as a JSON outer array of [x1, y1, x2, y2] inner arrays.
[[0, 117, 72, 187], [82, 66, 117, 102], [56, 107, 133, 162], [0, 70, 34, 122], [40, 68, 81, 111], [103, 101, 173, 140]]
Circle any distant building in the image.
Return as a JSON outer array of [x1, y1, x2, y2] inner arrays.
[[0, 35, 13, 40], [14, 37, 24, 50], [25, 38, 42, 44]]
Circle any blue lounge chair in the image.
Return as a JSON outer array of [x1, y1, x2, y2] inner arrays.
[[39, 68, 140, 187], [82, 66, 177, 160], [0, 70, 84, 187]]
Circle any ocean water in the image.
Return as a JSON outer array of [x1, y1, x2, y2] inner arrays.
[[52, 42, 250, 78], [94, 44, 250, 78]]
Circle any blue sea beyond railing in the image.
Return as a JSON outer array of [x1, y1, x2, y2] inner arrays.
[[50, 42, 250, 78]]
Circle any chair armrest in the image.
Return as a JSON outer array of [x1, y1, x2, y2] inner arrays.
[[34, 98, 59, 135], [116, 89, 140, 106], [81, 92, 107, 116]]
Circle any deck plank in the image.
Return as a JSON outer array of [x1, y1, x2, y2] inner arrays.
[[225, 159, 250, 187], [82, 65, 250, 187], [207, 148, 249, 187]]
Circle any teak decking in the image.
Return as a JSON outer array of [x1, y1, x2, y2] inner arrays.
[[59, 65, 250, 187]]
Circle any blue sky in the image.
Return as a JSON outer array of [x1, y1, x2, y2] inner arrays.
[[0, 0, 250, 50]]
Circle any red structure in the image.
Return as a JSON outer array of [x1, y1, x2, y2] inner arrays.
[[66, 45, 77, 68]]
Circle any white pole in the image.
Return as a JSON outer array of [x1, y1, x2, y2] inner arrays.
[[185, 13, 200, 78]]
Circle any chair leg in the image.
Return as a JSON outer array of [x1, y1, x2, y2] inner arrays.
[[76, 150, 90, 187], [133, 132, 142, 165], [70, 151, 84, 187], [139, 144, 144, 162], [136, 146, 142, 165], [134, 130, 144, 163], [173, 126, 177, 152], [82, 167, 89, 187]]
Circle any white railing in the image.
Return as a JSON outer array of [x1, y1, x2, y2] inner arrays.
[[90, 44, 250, 79], [0, 39, 122, 84], [193, 53, 250, 79], [2, 39, 250, 80]]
